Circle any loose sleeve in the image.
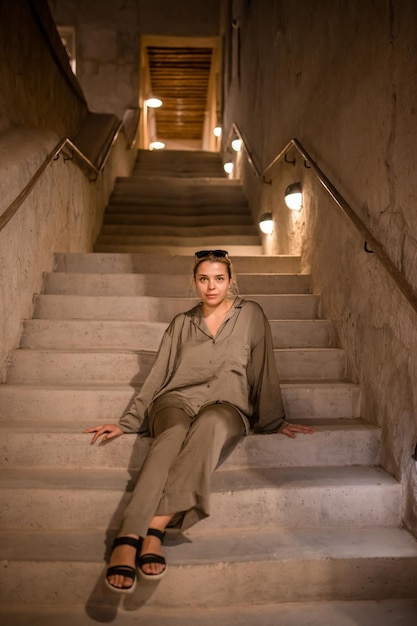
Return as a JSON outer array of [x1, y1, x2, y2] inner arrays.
[[118, 315, 183, 433], [247, 308, 287, 434]]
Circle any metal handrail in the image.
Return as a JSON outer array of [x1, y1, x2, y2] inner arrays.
[[227, 123, 261, 177], [0, 111, 139, 234], [230, 122, 417, 315]]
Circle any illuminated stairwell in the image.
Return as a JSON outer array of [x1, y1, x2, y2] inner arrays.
[[0, 150, 416, 625]]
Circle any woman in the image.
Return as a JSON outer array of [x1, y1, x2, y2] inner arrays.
[[84, 250, 314, 593]]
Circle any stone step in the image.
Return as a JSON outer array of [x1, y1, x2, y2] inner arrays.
[[135, 147, 222, 156], [105, 202, 251, 215], [21, 319, 332, 350], [114, 176, 243, 189], [94, 234, 262, 247], [109, 183, 248, 207], [109, 188, 249, 207], [32, 294, 320, 321], [41, 272, 312, 296], [94, 243, 265, 255], [7, 347, 346, 383], [0, 381, 361, 421], [2, 599, 417, 626], [131, 163, 226, 176], [100, 224, 259, 237], [0, 466, 401, 531], [131, 161, 226, 175], [131, 165, 226, 177], [0, 421, 380, 469], [21, 319, 168, 350], [94, 242, 263, 256], [131, 167, 227, 179], [53, 253, 302, 274], [111, 190, 245, 205], [133, 149, 227, 178], [103, 212, 254, 225], [1, 527, 416, 606]]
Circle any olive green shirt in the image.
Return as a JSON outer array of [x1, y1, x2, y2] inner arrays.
[[119, 297, 286, 435]]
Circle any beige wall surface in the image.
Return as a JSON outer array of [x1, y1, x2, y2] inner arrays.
[[0, 128, 135, 382], [48, 0, 141, 118], [49, 0, 140, 119], [48, 0, 220, 119], [222, 0, 417, 534], [0, 0, 137, 382], [0, 0, 86, 137], [139, 0, 220, 36]]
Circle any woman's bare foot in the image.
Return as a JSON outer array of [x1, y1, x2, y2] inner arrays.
[[139, 531, 166, 576], [106, 534, 139, 591]]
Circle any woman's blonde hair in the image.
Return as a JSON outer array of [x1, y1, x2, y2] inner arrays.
[[192, 250, 238, 295]]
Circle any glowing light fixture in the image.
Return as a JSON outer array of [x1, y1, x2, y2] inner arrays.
[[231, 138, 242, 152], [284, 182, 303, 211], [224, 161, 233, 174], [145, 97, 163, 108], [213, 126, 222, 137], [258, 212, 274, 235], [150, 141, 165, 150]]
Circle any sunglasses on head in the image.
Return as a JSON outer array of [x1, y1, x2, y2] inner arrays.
[[194, 249, 229, 259]]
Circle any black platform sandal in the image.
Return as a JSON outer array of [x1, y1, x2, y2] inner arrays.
[[105, 536, 141, 594], [138, 528, 167, 581]]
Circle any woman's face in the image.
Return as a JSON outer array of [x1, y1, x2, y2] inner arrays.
[[194, 260, 231, 308]]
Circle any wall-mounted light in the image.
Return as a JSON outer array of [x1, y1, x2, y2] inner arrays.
[[231, 138, 242, 152], [224, 161, 233, 174], [284, 182, 303, 211], [213, 126, 222, 137], [145, 97, 163, 108], [150, 141, 165, 150], [258, 212, 274, 235]]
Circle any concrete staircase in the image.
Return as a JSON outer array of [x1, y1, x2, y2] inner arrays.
[[95, 149, 263, 255], [1, 150, 417, 625]]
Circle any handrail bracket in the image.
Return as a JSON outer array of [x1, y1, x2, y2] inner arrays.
[[284, 153, 296, 166]]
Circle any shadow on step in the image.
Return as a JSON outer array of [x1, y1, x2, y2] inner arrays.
[[84, 568, 166, 622]]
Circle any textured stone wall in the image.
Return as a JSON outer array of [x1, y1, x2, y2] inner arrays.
[[47, 0, 220, 119], [222, 0, 417, 534], [0, 0, 137, 380], [0, 0, 86, 137], [139, 0, 220, 36], [0, 128, 135, 381], [48, 0, 141, 118]]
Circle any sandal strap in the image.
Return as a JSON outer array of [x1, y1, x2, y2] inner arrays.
[[147, 528, 165, 542], [138, 553, 166, 568], [112, 536, 140, 550], [106, 565, 136, 580]]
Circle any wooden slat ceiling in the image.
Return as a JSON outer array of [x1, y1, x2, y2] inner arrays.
[[147, 46, 213, 140]]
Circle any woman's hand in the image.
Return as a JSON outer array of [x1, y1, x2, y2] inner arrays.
[[83, 423, 123, 444], [280, 422, 314, 438]]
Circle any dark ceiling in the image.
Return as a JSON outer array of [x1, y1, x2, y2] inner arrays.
[[147, 46, 213, 141]]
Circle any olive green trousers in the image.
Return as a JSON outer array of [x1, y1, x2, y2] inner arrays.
[[119, 402, 245, 538]]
